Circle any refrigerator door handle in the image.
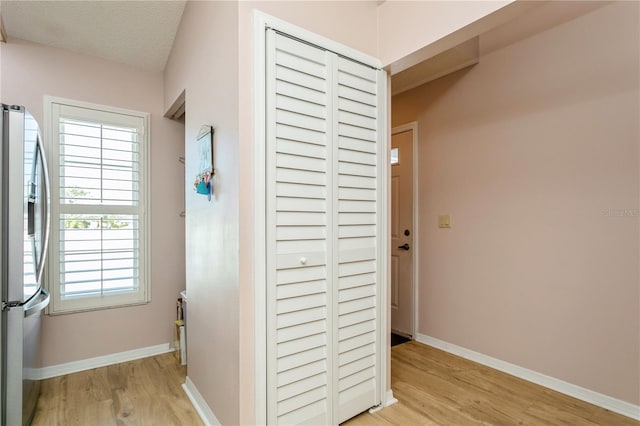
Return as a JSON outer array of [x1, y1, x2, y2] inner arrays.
[[27, 183, 36, 236], [24, 288, 50, 318], [34, 132, 51, 286]]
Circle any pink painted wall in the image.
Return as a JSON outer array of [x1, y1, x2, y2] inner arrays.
[[392, 1, 639, 404], [377, 0, 522, 70], [163, 1, 240, 424], [167, 1, 379, 422], [1, 39, 186, 366]]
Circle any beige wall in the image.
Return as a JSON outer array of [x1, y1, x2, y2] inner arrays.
[[1, 39, 186, 366], [392, 1, 639, 404], [165, 2, 380, 422], [163, 1, 240, 424]]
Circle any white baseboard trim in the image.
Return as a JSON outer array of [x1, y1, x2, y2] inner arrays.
[[38, 343, 174, 380], [369, 389, 398, 414], [384, 389, 398, 407], [182, 376, 221, 426], [415, 333, 640, 421]]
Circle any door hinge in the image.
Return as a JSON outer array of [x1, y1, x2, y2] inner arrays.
[[1, 300, 21, 311]]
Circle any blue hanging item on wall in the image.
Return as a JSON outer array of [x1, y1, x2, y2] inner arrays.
[[196, 179, 211, 201], [196, 180, 209, 195], [193, 124, 214, 201]]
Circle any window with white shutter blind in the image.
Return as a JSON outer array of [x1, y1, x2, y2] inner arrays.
[[45, 98, 150, 314]]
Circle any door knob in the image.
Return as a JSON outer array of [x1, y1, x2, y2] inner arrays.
[[398, 243, 410, 250]]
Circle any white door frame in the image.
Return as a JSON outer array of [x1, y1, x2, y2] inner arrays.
[[253, 11, 388, 425], [390, 122, 419, 339]]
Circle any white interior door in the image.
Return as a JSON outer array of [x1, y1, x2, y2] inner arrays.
[[265, 29, 383, 425], [390, 129, 414, 337]]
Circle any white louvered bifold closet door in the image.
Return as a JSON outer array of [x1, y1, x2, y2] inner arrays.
[[266, 29, 382, 426]]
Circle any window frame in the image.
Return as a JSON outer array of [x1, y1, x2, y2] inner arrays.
[[44, 96, 151, 314]]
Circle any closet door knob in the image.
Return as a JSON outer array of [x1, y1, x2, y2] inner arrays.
[[300, 257, 307, 265]]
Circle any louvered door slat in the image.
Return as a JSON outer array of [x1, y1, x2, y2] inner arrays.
[[338, 110, 377, 130], [277, 181, 326, 198], [276, 123, 326, 145], [339, 272, 376, 290], [338, 224, 376, 238], [277, 80, 326, 105], [338, 259, 376, 277], [338, 136, 377, 154], [277, 278, 324, 296], [338, 85, 376, 106], [277, 226, 326, 241], [277, 95, 326, 119], [277, 139, 326, 160], [338, 72, 377, 94], [278, 320, 326, 343], [277, 359, 326, 387], [340, 284, 377, 302], [277, 196, 325, 212], [337, 57, 378, 82], [339, 148, 377, 166], [276, 307, 327, 333], [339, 355, 376, 380], [338, 97, 377, 118], [276, 67, 326, 92], [339, 323, 376, 348], [276, 153, 326, 172]]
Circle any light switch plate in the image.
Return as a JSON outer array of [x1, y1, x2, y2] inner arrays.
[[438, 214, 451, 228]]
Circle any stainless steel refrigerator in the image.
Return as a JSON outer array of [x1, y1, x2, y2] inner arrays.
[[1, 104, 51, 425]]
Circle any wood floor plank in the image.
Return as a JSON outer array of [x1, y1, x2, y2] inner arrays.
[[345, 341, 640, 426], [31, 352, 202, 426], [392, 381, 488, 425], [343, 411, 394, 426], [31, 342, 638, 425]]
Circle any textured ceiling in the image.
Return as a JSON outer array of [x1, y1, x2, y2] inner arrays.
[[1, 0, 186, 71]]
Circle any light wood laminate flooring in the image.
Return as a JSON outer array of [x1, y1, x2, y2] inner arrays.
[[30, 342, 638, 425], [31, 352, 202, 426], [345, 341, 639, 426]]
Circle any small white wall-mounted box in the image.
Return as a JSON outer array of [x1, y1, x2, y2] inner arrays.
[[438, 214, 452, 228]]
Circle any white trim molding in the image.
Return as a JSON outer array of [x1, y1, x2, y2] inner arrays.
[[253, 11, 381, 69], [415, 334, 640, 421], [38, 343, 173, 380], [376, 68, 390, 414], [253, 10, 269, 426], [368, 390, 397, 414], [182, 377, 221, 426], [384, 389, 398, 407]]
